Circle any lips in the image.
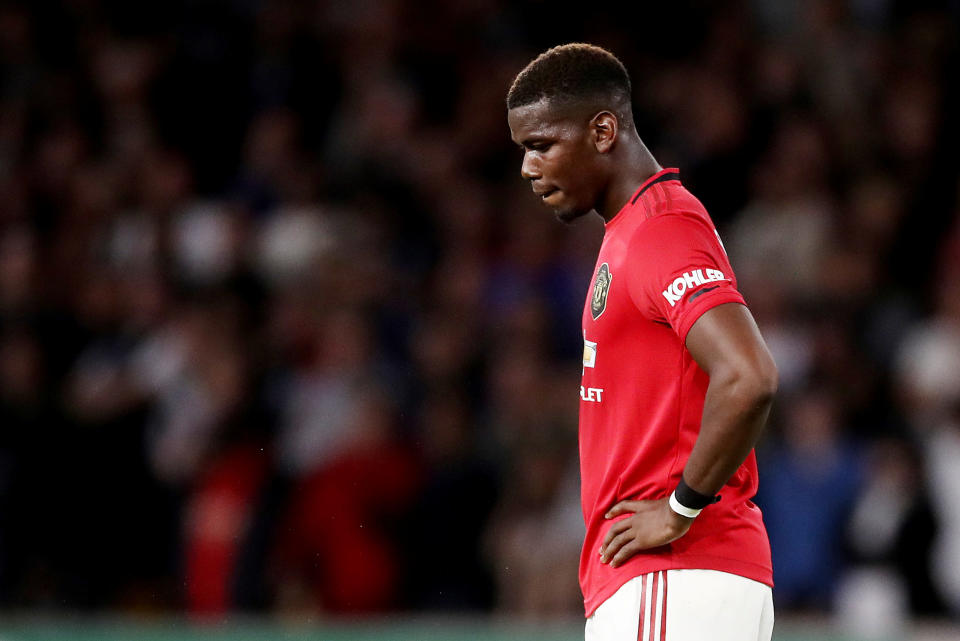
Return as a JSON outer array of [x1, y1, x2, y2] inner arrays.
[[535, 187, 557, 200]]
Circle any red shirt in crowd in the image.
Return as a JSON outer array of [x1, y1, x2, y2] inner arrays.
[[578, 168, 773, 617]]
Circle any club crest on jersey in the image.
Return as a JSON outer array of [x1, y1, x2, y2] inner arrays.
[[591, 263, 612, 320]]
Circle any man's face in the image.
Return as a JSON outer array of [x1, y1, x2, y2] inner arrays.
[[508, 99, 601, 223]]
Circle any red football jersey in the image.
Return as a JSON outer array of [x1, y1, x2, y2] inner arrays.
[[579, 168, 772, 617]]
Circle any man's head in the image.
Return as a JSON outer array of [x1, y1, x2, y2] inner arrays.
[[507, 43, 634, 222]]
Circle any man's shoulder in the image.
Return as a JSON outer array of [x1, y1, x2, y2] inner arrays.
[[626, 207, 714, 248]]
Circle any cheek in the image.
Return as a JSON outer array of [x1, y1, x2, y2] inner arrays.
[[548, 154, 580, 184], [559, 147, 592, 179], [557, 161, 591, 196]]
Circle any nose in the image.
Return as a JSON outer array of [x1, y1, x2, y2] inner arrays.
[[520, 152, 541, 181]]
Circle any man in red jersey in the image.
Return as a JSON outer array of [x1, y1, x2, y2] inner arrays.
[[507, 44, 779, 640]]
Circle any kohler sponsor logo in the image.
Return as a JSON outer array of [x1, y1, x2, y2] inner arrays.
[[661, 268, 728, 306]]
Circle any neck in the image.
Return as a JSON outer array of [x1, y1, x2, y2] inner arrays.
[[596, 136, 662, 222]]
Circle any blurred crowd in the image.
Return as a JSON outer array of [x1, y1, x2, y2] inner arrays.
[[0, 0, 959, 624]]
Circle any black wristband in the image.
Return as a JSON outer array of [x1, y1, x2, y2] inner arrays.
[[674, 478, 720, 510]]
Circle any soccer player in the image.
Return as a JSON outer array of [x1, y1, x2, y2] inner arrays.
[[506, 44, 779, 640]]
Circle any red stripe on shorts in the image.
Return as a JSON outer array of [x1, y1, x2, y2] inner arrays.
[[648, 572, 660, 641], [637, 574, 647, 641]]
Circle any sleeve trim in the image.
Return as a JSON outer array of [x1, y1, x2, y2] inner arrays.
[[676, 290, 747, 345]]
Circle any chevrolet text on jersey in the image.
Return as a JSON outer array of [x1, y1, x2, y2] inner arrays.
[[662, 268, 728, 306], [580, 386, 604, 402]]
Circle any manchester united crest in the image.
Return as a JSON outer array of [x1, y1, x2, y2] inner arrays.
[[591, 263, 612, 320]]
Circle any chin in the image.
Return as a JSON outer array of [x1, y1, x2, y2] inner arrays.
[[554, 206, 590, 224]]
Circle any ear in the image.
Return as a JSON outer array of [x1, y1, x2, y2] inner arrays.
[[590, 111, 618, 153]]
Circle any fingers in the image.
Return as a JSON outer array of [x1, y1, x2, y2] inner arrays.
[[601, 519, 630, 551], [604, 501, 636, 518], [599, 498, 681, 567], [610, 539, 642, 567], [600, 527, 632, 564]]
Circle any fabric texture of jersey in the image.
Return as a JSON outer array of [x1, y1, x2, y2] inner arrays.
[[578, 168, 772, 617]]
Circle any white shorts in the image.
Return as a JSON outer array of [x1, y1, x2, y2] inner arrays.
[[585, 569, 774, 641]]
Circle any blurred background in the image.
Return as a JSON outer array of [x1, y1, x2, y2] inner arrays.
[[0, 0, 959, 639]]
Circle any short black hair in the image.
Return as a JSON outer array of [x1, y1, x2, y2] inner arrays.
[[507, 43, 632, 111]]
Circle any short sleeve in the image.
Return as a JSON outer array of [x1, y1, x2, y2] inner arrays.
[[624, 213, 746, 343]]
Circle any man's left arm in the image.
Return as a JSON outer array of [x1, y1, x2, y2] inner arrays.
[[600, 302, 778, 567]]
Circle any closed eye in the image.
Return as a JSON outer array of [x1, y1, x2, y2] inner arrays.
[[519, 139, 552, 152]]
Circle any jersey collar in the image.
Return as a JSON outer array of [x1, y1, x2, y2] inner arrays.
[[605, 168, 681, 228]]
